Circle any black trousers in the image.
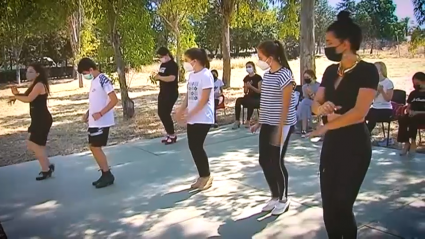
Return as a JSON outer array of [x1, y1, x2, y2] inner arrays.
[[365, 108, 393, 133], [158, 92, 178, 135], [0, 222, 7, 239], [214, 99, 219, 123], [397, 114, 425, 143], [235, 95, 260, 121], [187, 124, 211, 177], [259, 124, 293, 200], [320, 123, 371, 239]]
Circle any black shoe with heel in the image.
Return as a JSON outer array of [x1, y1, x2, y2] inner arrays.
[[36, 164, 55, 181]]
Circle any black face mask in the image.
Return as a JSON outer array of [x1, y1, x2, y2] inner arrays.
[[304, 78, 311, 84], [325, 47, 343, 62]]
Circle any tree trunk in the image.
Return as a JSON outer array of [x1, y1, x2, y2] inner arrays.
[[300, 0, 315, 85], [68, 8, 83, 88], [14, 48, 21, 84], [221, 15, 231, 87], [175, 32, 185, 82], [111, 31, 134, 119]]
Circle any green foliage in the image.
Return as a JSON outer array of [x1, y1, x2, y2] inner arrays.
[[413, 0, 425, 25], [315, 0, 336, 47], [278, 0, 301, 40], [409, 27, 425, 51]]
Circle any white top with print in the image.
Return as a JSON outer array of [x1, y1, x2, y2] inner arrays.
[[187, 68, 215, 125], [214, 79, 224, 99], [259, 67, 297, 126], [89, 73, 115, 128]]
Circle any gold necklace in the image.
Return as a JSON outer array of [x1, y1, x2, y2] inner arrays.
[[337, 56, 360, 77]]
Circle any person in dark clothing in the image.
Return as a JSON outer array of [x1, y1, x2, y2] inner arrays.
[[310, 11, 379, 239], [397, 72, 425, 156], [0, 222, 7, 239], [232, 61, 262, 129], [154, 47, 179, 144], [8, 63, 54, 181]]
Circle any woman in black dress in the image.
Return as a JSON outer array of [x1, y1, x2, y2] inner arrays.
[[310, 11, 379, 238], [9, 63, 54, 180]]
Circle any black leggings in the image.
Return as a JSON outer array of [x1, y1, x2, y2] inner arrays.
[[397, 114, 425, 143], [187, 124, 211, 177], [259, 124, 293, 200], [320, 123, 371, 239], [235, 96, 260, 121], [365, 108, 392, 133], [158, 93, 178, 135]]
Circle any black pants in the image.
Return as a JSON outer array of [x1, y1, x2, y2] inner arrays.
[[158, 92, 178, 135], [0, 222, 7, 239], [235, 96, 260, 121], [187, 124, 211, 177], [259, 124, 293, 200], [214, 99, 219, 123], [320, 123, 371, 239], [365, 108, 393, 133], [397, 114, 425, 143]]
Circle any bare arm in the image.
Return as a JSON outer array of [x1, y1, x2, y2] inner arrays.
[[278, 84, 293, 129], [14, 83, 44, 103], [187, 88, 211, 119], [156, 75, 176, 82], [381, 88, 393, 102], [249, 81, 262, 94], [99, 91, 118, 115], [312, 87, 326, 115]]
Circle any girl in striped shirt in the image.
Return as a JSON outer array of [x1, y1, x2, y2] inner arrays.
[[251, 40, 297, 216]]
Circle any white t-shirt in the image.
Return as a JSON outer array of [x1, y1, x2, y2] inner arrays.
[[213, 79, 224, 99], [187, 68, 215, 125], [88, 73, 115, 128], [372, 78, 394, 109]]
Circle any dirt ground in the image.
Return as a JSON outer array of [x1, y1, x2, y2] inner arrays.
[[1, 50, 424, 167]]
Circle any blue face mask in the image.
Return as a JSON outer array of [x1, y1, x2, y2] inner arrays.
[[83, 73, 94, 80]]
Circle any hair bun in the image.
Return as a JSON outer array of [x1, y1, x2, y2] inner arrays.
[[337, 10, 352, 23]]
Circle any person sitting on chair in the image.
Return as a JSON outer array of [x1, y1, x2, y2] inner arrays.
[[397, 72, 425, 156], [212, 69, 224, 128], [232, 61, 262, 129], [365, 61, 394, 133], [297, 69, 320, 137]]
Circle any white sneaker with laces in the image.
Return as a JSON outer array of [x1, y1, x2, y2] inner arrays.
[[271, 198, 290, 216], [261, 198, 279, 212]]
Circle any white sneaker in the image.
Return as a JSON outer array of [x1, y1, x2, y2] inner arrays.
[[261, 198, 279, 212], [271, 198, 290, 216]]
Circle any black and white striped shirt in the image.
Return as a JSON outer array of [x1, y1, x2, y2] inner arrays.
[[259, 67, 297, 126]]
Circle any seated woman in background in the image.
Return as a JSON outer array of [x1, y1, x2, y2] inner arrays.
[[365, 61, 394, 133], [232, 61, 262, 129], [397, 72, 425, 156], [297, 69, 320, 137], [211, 69, 224, 128]]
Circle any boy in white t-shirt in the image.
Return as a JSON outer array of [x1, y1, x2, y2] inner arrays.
[[365, 62, 394, 133], [211, 69, 224, 127], [176, 48, 214, 191], [78, 58, 118, 189]]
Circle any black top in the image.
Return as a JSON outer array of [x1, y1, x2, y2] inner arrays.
[[158, 60, 179, 95], [243, 74, 262, 98], [29, 93, 52, 131], [321, 60, 379, 124], [407, 90, 425, 111]]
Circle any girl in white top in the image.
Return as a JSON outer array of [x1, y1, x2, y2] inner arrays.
[[365, 61, 394, 133], [176, 48, 214, 191]]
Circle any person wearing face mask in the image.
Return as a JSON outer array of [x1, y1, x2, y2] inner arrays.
[[397, 72, 425, 156], [175, 48, 215, 191], [78, 58, 119, 188], [232, 61, 262, 129], [310, 11, 379, 238], [365, 62, 394, 134], [297, 69, 320, 137], [250, 40, 297, 216], [211, 69, 224, 128], [154, 47, 179, 144], [8, 63, 54, 181]]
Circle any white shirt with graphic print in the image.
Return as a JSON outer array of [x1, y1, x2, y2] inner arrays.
[[89, 73, 115, 128], [187, 68, 215, 125], [213, 79, 224, 99]]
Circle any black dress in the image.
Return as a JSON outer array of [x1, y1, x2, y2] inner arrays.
[[28, 94, 53, 146]]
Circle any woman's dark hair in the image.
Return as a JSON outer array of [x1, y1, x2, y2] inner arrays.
[[184, 48, 210, 69], [304, 69, 317, 80], [246, 61, 257, 73], [257, 40, 292, 72], [327, 11, 362, 52], [156, 47, 174, 60], [77, 57, 98, 73], [211, 69, 218, 77], [413, 72, 425, 82], [25, 63, 50, 96]]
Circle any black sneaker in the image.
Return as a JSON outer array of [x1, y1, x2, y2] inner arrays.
[[213, 123, 218, 128], [94, 170, 115, 189]]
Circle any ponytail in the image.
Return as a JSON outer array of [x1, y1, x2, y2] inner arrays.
[[184, 48, 210, 69], [258, 40, 292, 72], [273, 40, 291, 72]]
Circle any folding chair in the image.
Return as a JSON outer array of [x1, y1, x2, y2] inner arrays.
[[379, 89, 406, 146]]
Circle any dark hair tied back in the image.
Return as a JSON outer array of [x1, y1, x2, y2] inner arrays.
[[327, 10, 362, 52], [337, 10, 352, 23], [184, 48, 210, 69]]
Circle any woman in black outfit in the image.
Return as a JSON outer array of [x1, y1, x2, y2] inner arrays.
[[8, 63, 54, 180], [154, 47, 179, 145], [232, 61, 262, 129], [310, 11, 379, 239]]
